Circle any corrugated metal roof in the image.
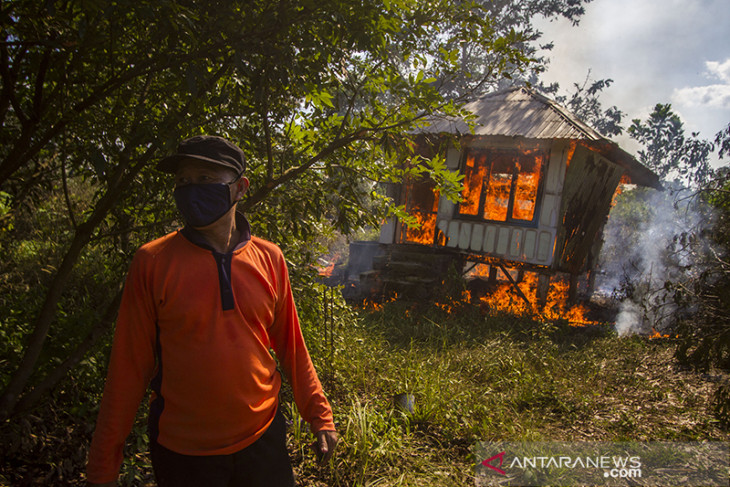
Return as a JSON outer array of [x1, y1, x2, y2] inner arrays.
[[424, 86, 603, 139], [420, 86, 662, 189]]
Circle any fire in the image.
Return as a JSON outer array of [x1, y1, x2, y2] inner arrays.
[[401, 171, 439, 245], [317, 253, 341, 277], [460, 153, 488, 216], [511, 149, 544, 221], [362, 299, 384, 311], [540, 277, 594, 326], [379, 139, 611, 326], [564, 140, 577, 168], [404, 212, 437, 245], [400, 141, 550, 245], [483, 154, 511, 221], [361, 292, 400, 311], [648, 328, 672, 339], [356, 265, 603, 328], [467, 265, 598, 326], [610, 175, 631, 208], [318, 262, 335, 277], [458, 145, 547, 223]]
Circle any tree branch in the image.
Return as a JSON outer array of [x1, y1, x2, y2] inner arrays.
[[0, 41, 243, 187], [242, 131, 364, 211], [0, 44, 28, 125], [60, 155, 77, 230], [0, 140, 159, 421], [12, 285, 124, 415], [31, 47, 52, 121], [0, 55, 240, 418], [262, 102, 274, 180]]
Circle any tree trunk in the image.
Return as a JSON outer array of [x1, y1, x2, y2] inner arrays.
[[0, 159, 141, 421], [12, 287, 123, 415]]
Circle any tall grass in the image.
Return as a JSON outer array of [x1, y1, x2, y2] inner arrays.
[[292, 295, 729, 486], [1, 287, 725, 486]]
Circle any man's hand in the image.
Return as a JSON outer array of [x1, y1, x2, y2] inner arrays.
[[314, 430, 338, 465]]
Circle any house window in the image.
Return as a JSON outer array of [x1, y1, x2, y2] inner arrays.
[[458, 146, 546, 224], [400, 174, 440, 245]]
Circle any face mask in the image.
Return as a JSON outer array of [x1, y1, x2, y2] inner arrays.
[[174, 182, 235, 228]]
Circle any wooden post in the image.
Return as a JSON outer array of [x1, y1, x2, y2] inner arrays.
[[587, 270, 597, 297], [497, 264, 532, 308], [488, 265, 498, 285], [537, 274, 550, 308], [568, 273, 579, 305]]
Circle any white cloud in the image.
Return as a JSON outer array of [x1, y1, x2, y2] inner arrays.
[[672, 85, 730, 109], [706, 59, 730, 83], [537, 0, 730, 141], [672, 58, 730, 109]]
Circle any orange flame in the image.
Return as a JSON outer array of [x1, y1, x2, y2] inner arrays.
[[610, 175, 632, 209], [318, 262, 335, 277], [648, 328, 671, 339], [483, 154, 510, 221], [361, 292, 400, 311], [458, 146, 546, 222], [564, 140, 577, 168], [400, 170, 439, 245], [317, 253, 341, 277], [511, 149, 544, 221], [382, 141, 603, 325], [460, 153, 487, 216], [357, 268, 601, 328], [467, 265, 598, 326], [404, 212, 437, 245]]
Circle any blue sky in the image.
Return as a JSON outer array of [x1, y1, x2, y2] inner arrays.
[[535, 0, 730, 164]]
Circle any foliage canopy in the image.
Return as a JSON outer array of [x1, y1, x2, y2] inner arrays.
[[0, 0, 572, 419]]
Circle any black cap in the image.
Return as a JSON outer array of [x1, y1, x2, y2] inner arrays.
[[157, 135, 246, 174]]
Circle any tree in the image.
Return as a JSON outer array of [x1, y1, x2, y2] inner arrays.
[[602, 115, 730, 424], [541, 74, 625, 137], [715, 122, 730, 159], [0, 0, 560, 420], [628, 103, 714, 187], [675, 124, 730, 373], [437, 0, 596, 97]]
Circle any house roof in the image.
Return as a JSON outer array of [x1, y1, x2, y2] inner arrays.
[[422, 86, 662, 189]]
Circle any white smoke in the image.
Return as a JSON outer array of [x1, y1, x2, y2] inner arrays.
[[596, 185, 715, 336], [614, 300, 641, 337]]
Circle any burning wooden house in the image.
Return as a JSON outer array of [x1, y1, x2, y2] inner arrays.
[[354, 86, 661, 308]]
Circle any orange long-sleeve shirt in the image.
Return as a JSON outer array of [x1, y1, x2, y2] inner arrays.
[[86, 220, 334, 484]]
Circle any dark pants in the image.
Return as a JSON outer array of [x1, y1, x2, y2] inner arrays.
[[150, 408, 295, 487]]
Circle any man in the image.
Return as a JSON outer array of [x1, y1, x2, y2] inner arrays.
[[86, 135, 337, 486]]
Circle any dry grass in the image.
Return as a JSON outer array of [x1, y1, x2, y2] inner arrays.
[[292, 300, 730, 486]]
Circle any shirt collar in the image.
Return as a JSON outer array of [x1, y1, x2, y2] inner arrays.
[[180, 211, 252, 253]]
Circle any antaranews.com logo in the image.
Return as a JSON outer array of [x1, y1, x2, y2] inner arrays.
[[481, 450, 642, 480], [473, 441, 728, 486]]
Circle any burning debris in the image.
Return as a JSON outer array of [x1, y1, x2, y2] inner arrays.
[[317, 260, 336, 278], [465, 265, 597, 326]]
